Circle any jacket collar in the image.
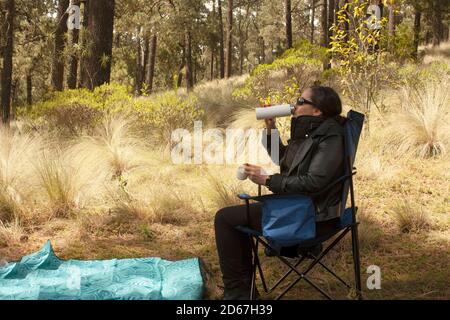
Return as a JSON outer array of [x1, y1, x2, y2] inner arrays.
[[310, 117, 340, 137], [290, 116, 324, 140], [286, 117, 342, 175]]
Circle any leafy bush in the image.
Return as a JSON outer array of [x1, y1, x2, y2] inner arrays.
[[397, 61, 450, 92], [20, 83, 132, 119], [234, 40, 326, 103], [133, 91, 205, 145], [388, 21, 418, 62], [19, 84, 205, 146], [44, 103, 104, 137], [18, 83, 132, 137]]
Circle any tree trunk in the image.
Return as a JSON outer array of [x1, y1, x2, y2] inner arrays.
[[67, 27, 79, 89], [79, 0, 89, 88], [66, 0, 80, 89], [388, 5, 395, 38], [239, 42, 244, 75], [142, 35, 149, 85], [320, 0, 328, 48], [328, 0, 335, 46], [145, 34, 157, 94], [388, 4, 395, 51], [26, 72, 32, 107], [218, 0, 225, 78], [51, 0, 69, 91], [310, 0, 316, 44], [225, 0, 233, 78], [431, 2, 443, 47], [67, 4, 80, 91], [81, 0, 115, 90], [11, 78, 17, 120], [185, 30, 193, 91], [260, 37, 266, 63], [177, 60, 185, 89], [340, 0, 349, 42], [135, 29, 143, 94], [412, 6, 421, 59], [285, 0, 293, 49], [1, 0, 14, 126], [210, 47, 215, 81], [334, 0, 339, 25]]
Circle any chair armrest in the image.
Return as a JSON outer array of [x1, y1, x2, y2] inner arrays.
[[237, 193, 309, 203], [237, 193, 260, 200], [236, 171, 356, 202]]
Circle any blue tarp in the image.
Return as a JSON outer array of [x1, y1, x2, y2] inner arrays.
[[0, 241, 204, 300]]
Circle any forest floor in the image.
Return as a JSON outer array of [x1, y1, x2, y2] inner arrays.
[[1, 43, 449, 300], [1, 151, 449, 300]]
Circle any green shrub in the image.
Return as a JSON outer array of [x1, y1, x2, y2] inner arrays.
[[19, 83, 132, 119], [133, 91, 205, 145], [234, 40, 326, 103], [397, 61, 450, 92], [18, 84, 133, 137], [44, 103, 104, 137]]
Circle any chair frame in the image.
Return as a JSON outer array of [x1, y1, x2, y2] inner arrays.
[[236, 155, 363, 300]]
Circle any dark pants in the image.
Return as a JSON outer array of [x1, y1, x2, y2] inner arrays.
[[214, 203, 339, 299]]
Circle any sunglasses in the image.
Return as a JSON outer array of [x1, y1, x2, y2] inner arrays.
[[296, 97, 315, 107]]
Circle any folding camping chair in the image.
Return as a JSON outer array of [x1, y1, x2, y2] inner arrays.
[[235, 110, 365, 300]]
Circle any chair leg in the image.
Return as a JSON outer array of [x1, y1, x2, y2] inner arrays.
[[276, 274, 333, 300], [316, 260, 352, 289], [247, 228, 355, 300], [351, 224, 363, 299], [251, 238, 268, 293], [249, 237, 258, 300], [268, 256, 306, 294]]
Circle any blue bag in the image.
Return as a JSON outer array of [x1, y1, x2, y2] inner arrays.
[[261, 195, 316, 249]]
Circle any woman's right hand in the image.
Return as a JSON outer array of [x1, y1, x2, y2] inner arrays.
[[265, 117, 276, 130], [263, 104, 276, 130]]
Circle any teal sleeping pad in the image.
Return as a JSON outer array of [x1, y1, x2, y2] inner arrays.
[[0, 241, 204, 300]]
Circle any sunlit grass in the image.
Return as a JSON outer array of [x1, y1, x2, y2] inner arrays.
[[383, 80, 450, 158], [391, 199, 432, 233], [1, 55, 450, 299]]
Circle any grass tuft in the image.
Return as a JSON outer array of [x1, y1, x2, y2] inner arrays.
[[391, 199, 432, 233]]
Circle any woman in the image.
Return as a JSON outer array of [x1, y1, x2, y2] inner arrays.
[[214, 86, 346, 300]]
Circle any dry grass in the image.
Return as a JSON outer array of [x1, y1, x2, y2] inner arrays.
[[391, 199, 432, 234], [422, 42, 450, 65], [206, 172, 245, 208], [67, 115, 150, 178], [0, 219, 24, 248], [148, 189, 201, 225], [1, 54, 449, 299], [384, 80, 450, 158], [193, 75, 257, 126], [0, 127, 41, 222], [356, 206, 384, 250]]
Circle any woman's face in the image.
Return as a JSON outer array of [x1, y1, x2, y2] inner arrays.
[[293, 88, 323, 118]]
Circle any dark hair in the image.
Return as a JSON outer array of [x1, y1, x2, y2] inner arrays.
[[308, 86, 346, 125]]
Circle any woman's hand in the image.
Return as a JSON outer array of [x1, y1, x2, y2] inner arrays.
[[243, 163, 269, 186], [265, 117, 276, 130], [263, 104, 276, 130]]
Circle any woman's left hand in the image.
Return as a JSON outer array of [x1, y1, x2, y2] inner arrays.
[[243, 164, 269, 186]]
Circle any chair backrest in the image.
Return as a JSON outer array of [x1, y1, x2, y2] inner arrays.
[[340, 110, 365, 221]]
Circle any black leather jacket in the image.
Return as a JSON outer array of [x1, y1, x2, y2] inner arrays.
[[263, 117, 345, 222]]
